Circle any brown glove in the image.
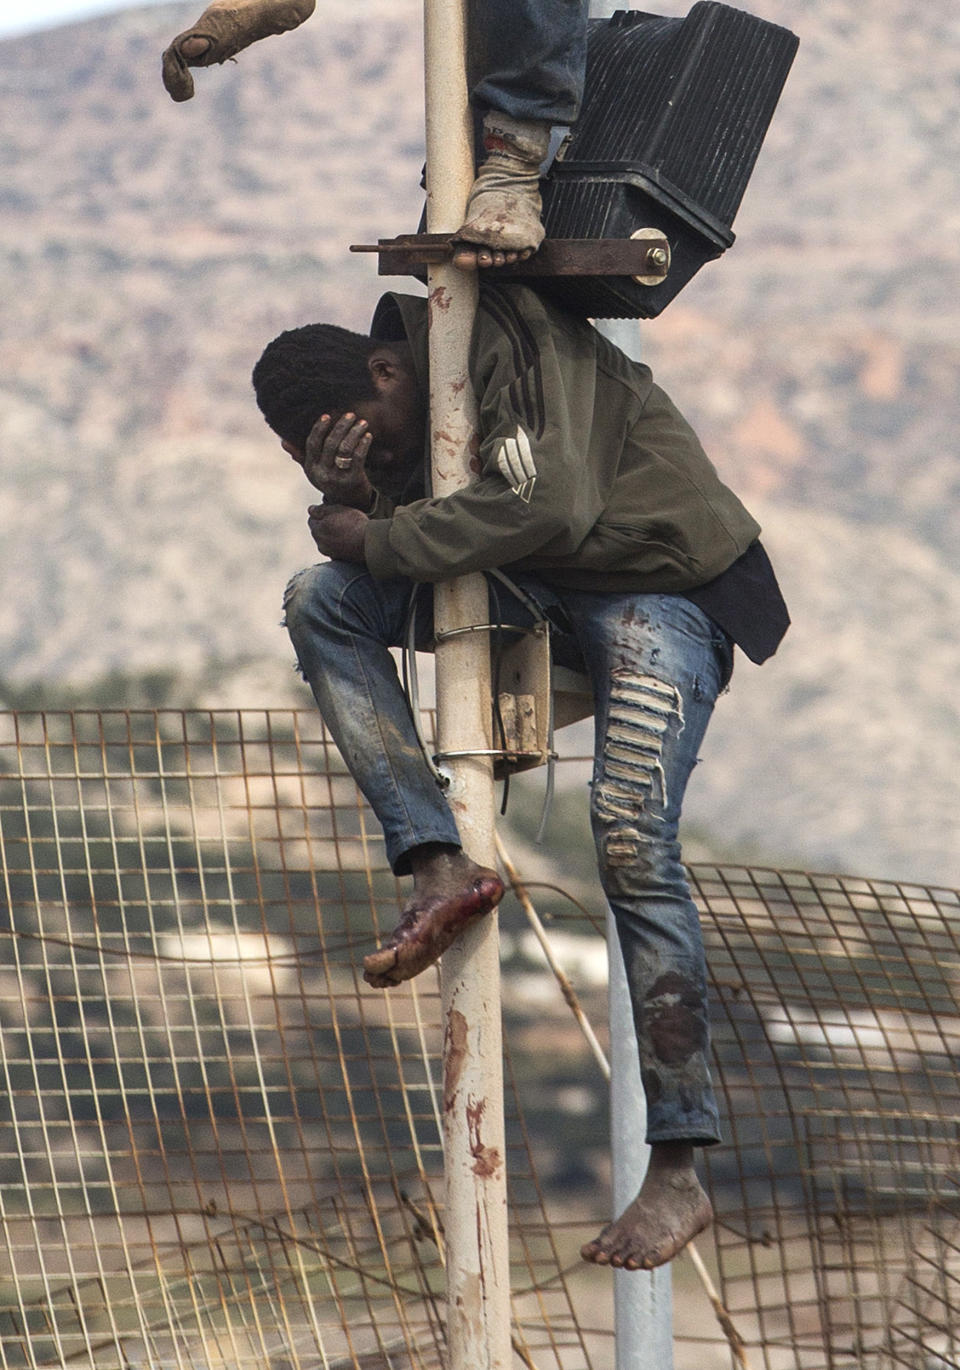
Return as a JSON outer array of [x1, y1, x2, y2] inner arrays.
[[161, 0, 316, 102]]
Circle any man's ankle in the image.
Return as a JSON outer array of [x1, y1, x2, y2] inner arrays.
[[408, 843, 465, 877], [648, 1140, 696, 1171], [479, 111, 553, 165]]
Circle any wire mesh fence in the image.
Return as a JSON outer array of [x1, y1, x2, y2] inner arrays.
[[0, 707, 957, 1369], [695, 865, 960, 1370]]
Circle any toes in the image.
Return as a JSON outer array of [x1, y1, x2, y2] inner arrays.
[[161, 46, 196, 100], [451, 241, 536, 270], [609, 1242, 662, 1271], [362, 946, 400, 986], [582, 1223, 655, 1272], [362, 935, 433, 987], [475, 872, 505, 906], [179, 34, 213, 59], [363, 971, 390, 988], [581, 1227, 615, 1265], [609, 1238, 643, 1268]]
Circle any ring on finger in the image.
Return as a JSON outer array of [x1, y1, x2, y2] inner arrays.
[[334, 456, 353, 469]]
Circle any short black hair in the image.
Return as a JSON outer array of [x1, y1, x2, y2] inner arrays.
[[251, 323, 377, 450]]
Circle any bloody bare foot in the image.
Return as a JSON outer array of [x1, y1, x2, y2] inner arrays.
[[161, 0, 316, 102], [453, 190, 543, 271], [363, 845, 504, 988], [580, 1142, 714, 1270], [451, 113, 549, 271]]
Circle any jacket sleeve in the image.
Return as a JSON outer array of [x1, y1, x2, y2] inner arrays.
[[363, 290, 612, 583], [368, 491, 397, 520]]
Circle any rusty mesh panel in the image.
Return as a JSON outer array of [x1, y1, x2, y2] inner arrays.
[[0, 709, 958, 1369], [0, 709, 597, 1370], [692, 866, 960, 1370]]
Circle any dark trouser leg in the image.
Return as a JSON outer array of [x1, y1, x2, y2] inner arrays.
[[467, 0, 589, 125]]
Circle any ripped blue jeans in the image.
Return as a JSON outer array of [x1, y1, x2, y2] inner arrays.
[[283, 562, 731, 1146]]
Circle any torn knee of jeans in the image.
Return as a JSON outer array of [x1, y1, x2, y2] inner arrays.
[[282, 568, 310, 621], [594, 669, 682, 837], [645, 971, 707, 1064], [281, 572, 313, 677], [603, 826, 645, 867]]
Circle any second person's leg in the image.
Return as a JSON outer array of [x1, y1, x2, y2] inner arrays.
[[455, 0, 589, 263], [468, 0, 589, 126]]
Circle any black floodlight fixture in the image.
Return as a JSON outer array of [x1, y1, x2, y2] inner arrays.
[[540, 2, 799, 317]]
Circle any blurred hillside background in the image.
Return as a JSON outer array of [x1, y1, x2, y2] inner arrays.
[[1, 0, 958, 887]]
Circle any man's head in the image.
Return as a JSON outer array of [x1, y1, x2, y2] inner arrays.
[[252, 324, 426, 495]]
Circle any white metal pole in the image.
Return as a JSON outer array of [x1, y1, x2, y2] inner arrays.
[[422, 4, 512, 1368], [587, 0, 674, 1363], [608, 916, 674, 1367]]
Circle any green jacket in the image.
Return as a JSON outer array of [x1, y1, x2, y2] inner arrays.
[[363, 285, 760, 593]]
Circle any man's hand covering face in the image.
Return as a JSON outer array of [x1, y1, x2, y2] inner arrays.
[[287, 413, 376, 511]]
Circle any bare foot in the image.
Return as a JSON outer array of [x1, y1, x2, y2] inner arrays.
[[363, 845, 504, 988], [451, 116, 549, 271], [161, 0, 315, 102], [580, 1142, 713, 1270]]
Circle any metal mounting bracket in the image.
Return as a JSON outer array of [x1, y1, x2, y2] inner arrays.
[[350, 232, 671, 284]]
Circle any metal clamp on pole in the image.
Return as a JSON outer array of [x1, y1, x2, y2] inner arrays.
[[433, 620, 558, 775]]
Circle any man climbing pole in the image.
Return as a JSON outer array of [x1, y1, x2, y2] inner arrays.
[[160, 0, 589, 267], [251, 280, 790, 1270]]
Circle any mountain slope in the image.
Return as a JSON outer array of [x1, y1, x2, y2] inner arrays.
[[1, 0, 958, 887]]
